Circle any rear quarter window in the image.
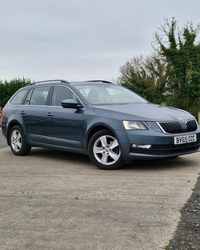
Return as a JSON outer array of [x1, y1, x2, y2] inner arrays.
[[10, 89, 28, 105]]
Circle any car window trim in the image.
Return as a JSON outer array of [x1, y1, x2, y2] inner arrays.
[[22, 88, 34, 105]]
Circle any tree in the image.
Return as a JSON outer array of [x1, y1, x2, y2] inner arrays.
[[117, 54, 167, 104], [153, 18, 200, 117]]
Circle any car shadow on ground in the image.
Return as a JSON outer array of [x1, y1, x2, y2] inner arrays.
[[29, 147, 92, 163], [28, 147, 194, 172]]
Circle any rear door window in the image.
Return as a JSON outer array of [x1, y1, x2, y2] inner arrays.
[[30, 86, 51, 105]]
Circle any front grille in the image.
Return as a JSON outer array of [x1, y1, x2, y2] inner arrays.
[[187, 120, 197, 132], [159, 119, 197, 134], [159, 122, 182, 134]]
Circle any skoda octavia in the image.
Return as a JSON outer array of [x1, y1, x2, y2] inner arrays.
[[1, 80, 200, 170]]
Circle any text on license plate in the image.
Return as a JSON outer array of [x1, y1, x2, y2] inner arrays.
[[174, 134, 197, 145]]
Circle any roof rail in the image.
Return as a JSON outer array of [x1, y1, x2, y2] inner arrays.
[[28, 79, 70, 86], [85, 80, 113, 84]]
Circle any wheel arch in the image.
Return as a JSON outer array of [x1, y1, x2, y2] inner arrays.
[[6, 121, 23, 145], [86, 124, 118, 148]]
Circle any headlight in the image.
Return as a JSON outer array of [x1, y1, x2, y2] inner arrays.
[[123, 121, 147, 130]]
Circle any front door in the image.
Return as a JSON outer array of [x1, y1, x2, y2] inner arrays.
[[45, 86, 84, 148]]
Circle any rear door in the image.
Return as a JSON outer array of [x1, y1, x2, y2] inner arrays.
[[22, 86, 51, 143]]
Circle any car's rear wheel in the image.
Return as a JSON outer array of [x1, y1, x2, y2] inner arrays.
[[88, 129, 124, 170], [9, 125, 31, 156]]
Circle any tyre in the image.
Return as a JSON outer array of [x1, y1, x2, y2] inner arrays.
[[9, 125, 31, 156], [88, 129, 124, 170]]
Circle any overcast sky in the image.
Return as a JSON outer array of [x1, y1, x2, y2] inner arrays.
[[1, 0, 200, 83]]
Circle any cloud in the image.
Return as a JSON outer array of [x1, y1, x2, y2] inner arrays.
[[0, 0, 200, 82]]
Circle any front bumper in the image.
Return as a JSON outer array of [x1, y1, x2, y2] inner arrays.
[[117, 129, 200, 161]]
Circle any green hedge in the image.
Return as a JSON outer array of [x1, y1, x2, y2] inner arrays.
[[0, 78, 31, 108]]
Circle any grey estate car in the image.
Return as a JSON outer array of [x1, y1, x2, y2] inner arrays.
[[1, 79, 200, 169]]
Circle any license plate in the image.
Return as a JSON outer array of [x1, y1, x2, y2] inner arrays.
[[174, 134, 197, 145]]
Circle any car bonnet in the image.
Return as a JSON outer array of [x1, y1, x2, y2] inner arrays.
[[93, 103, 193, 122]]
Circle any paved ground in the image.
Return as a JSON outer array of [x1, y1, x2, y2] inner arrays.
[[0, 129, 7, 148], [0, 133, 200, 250]]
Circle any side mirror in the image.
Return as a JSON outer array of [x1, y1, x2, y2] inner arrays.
[[61, 99, 83, 109]]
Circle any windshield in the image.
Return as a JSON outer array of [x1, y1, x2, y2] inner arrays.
[[74, 84, 148, 105]]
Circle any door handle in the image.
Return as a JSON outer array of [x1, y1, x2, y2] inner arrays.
[[46, 112, 54, 116], [20, 111, 26, 114]]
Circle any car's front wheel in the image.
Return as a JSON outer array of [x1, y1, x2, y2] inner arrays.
[[9, 125, 31, 156], [88, 129, 124, 170]]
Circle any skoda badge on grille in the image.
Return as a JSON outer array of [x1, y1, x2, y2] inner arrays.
[[178, 117, 184, 122]]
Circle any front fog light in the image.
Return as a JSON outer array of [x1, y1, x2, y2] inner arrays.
[[132, 144, 151, 149]]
